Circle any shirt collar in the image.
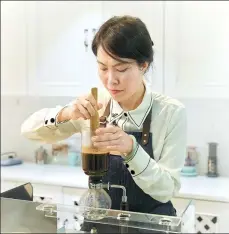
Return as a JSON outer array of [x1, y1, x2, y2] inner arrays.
[[110, 85, 153, 129]]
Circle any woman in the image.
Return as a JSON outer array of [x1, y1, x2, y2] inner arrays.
[[21, 15, 186, 231]]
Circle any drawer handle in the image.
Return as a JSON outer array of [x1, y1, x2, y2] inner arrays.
[[74, 201, 79, 206], [40, 197, 45, 200]]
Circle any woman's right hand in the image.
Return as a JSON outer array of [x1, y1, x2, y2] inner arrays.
[[57, 94, 103, 122]]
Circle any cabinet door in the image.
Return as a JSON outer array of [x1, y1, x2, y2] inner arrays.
[[102, 1, 164, 93], [172, 197, 229, 232], [164, 2, 229, 98], [16, 182, 64, 204], [62, 187, 88, 231], [1, 181, 18, 193], [63, 187, 87, 206], [26, 1, 103, 96], [1, 1, 27, 96]]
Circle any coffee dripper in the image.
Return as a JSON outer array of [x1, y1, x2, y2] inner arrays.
[[78, 88, 128, 221]]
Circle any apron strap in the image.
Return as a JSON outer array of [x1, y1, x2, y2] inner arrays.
[[102, 99, 152, 146], [102, 99, 111, 118]]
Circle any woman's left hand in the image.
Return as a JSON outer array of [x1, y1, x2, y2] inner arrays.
[[92, 125, 133, 156]]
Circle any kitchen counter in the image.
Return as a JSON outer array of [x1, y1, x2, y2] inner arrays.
[[1, 163, 229, 203]]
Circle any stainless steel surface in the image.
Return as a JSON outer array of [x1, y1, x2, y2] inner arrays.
[[0, 197, 195, 233], [1, 197, 57, 233]]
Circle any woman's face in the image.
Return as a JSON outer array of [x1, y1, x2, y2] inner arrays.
[[97, 46, 145, 102]]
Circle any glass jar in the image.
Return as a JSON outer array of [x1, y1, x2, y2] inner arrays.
[[81, 127, 109, 177]]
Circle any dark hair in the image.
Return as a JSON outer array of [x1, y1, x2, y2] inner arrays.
[[92, 15, 154, 70]]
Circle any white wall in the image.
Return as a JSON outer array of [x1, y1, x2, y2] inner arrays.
[[181, 98, 229, 176], [1, 96, 75, 162], [1, 95, 229, 176]]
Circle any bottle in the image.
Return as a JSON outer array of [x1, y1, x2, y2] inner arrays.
[[207, 142, 219, 177], [35, 146, 48, 164]]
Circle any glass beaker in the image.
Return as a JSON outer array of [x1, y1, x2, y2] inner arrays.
[[81, 127, 109, 178]]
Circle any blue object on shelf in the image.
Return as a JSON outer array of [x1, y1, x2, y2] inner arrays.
[[1, 152, 23, 166], [181, 166, 198, 177], [181, 171, 198, 177], [68, 151, 81, 166], [1, 157, 23, 166]]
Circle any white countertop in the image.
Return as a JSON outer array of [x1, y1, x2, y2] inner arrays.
[[1, 163, 229, 203]]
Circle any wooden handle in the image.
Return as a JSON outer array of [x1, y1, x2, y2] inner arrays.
[[91, 87, 98, 102], [90, 87, 99, 134]]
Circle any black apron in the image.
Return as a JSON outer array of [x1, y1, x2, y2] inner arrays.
[[81, 100, 176, 233]]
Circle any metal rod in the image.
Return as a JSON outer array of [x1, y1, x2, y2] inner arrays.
[[103, 183, 127, 203], [110, 185, 127, 202]]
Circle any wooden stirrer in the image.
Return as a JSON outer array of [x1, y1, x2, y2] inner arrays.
[[90, 87, 99, 136]]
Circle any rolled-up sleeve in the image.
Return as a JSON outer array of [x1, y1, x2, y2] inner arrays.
[[123, 106, 187, 203]]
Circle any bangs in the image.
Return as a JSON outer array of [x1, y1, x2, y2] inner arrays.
[[100, 28, 134, 64], [101, 41, 131, 64]]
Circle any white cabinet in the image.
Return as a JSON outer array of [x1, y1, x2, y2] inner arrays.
[[26, 1, 103, 97], [3, 2, 229, 98], [14, 181, 64, 204], [63, 187, 87, 206], [172, 197, 229, 232], [164, 1, 229, 98], [1, 1, 28, 96], [60, 187, 87, 231], [1, 180, 63, 204], [102, 1, 164, 93], [1, 180, 18, 193], [31, 183, 63, 204]]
